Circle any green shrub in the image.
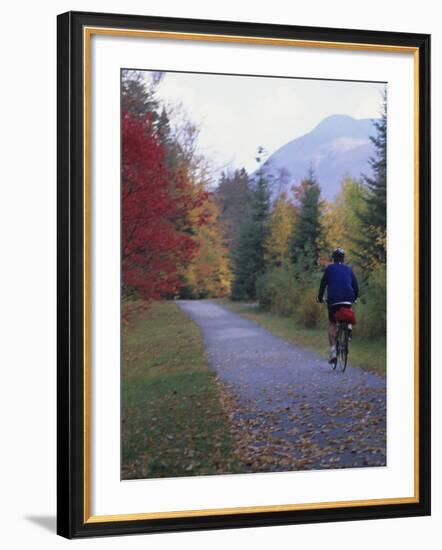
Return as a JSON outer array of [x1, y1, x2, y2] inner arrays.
[[296, 288, 324, 328], [256, 263, 388, 333], [256, 265, 298, 316], [256, 265, 327, 329], [356, 264, 386, 339]]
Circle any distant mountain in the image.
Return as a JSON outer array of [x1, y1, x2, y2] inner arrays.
[[262, 114, 377, 200]]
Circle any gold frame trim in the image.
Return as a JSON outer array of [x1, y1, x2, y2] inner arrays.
[[83, 26, 420, 524]]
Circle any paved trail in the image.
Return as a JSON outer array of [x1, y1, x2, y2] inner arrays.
[[178, 300, 386, 472]]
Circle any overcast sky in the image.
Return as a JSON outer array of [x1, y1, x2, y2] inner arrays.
[[146, 70, 385, 175]]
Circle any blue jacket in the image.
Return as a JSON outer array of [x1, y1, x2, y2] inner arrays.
[[318, 263, 359, 306]]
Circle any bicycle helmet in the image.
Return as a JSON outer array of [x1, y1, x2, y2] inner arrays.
[[332, 247, 345, 262]]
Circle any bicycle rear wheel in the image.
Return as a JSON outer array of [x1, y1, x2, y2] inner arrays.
[[336, 323, 348, 372]]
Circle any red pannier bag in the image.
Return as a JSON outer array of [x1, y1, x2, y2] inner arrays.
[[335, 307, 357, 325]]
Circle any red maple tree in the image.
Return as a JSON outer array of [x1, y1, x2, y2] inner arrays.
[[122, 112, 208, 300]]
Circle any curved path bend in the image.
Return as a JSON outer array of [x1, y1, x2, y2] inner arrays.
[[177, 300, 386, 472]]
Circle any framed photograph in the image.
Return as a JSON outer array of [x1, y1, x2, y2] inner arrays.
[[57, 11, 431, 538]]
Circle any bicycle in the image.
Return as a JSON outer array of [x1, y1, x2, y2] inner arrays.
[[319, 300, 355, 372], [332, 302, 357, 371], [333, 318, 351, 372]]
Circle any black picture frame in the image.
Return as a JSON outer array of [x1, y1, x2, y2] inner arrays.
[[57, 10, 431, 539]]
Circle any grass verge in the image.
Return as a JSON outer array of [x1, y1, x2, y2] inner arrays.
[[122, 300, 244, 479], [223, 301, 386, 376]]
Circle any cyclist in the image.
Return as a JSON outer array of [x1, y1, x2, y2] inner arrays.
[[317, 248, 359, 364]]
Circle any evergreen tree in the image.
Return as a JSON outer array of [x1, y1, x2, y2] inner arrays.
[[231, 155, 270, 300], [354, 89, 387, 269], [156, 106, 180, 171], [215, 168, 252, 253], [121, 70, 162, 118], [157, 106, 172, 143], [290, 168, 322, 274]]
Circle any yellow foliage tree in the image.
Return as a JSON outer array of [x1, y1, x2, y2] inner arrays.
[[264, 192, 296, 267], [182, 195, 232, 297], [321, 176, 368, 265]]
